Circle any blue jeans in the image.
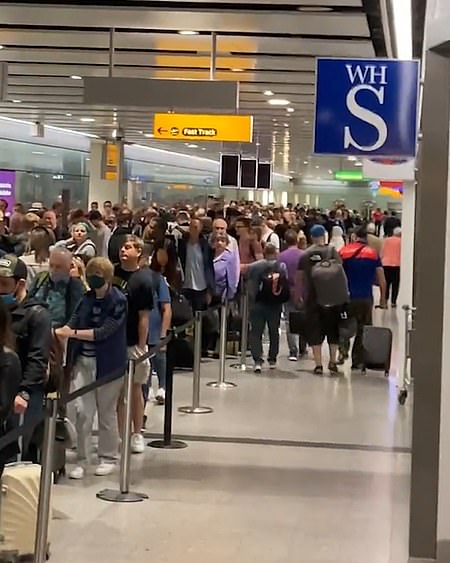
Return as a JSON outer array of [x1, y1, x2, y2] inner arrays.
[[249, 302, 282, 364], [151, 351, 167, 390]]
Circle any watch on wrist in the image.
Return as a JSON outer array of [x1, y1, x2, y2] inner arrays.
[[18, 391, 30, 403]]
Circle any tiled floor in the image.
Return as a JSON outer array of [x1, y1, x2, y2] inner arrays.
[[50, 308, 412, 562]]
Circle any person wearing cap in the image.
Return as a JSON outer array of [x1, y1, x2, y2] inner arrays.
[[338, 226, 387, 368], [297, 224, 344, 375], [0, 255, 51, 462]]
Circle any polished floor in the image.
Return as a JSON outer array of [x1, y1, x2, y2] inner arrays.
[[50, 308, 412, 563]]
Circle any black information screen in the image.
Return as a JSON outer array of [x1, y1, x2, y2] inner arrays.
[[257, 162, 272, 189], [220, 154, 240, 187], [240, 159, 257, 188]]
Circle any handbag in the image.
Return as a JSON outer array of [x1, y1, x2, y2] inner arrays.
[[289, 307, 309, 335], [169, 288, 193, 328]]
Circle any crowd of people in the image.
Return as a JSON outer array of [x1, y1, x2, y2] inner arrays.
[[0, 196, 401, 479]]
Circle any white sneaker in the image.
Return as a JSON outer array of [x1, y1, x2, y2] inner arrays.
[[288, 355, 298, 362], [254, 363, 262, 374], [95, 462, 115, 476], [69, 466, 85, 480], [155, 388, 166, 405], [131, 433, 145, 454]]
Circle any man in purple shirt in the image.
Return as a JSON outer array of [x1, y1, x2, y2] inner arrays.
[[278, 230, 305, 360]]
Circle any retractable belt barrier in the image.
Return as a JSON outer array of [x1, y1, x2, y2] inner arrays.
[[0, 318, 193, 563], [0, 297, 241, 563]]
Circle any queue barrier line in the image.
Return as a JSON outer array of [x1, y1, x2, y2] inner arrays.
[[0, 299, 234, 562]]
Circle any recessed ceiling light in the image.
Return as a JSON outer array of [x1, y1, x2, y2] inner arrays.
[[284, 123, 289, 127], [65, 113, 72, 117], [201, 148, 206, 151], [354, 161, 363, 167], [187, 143, 198, 148], [80, 117, 95, 122], [315, 165, 320, 169], [144, 133, 154, 138], [347, 155, 357, 161], [11, 99, 21, 103], [231, 68, 244, 72], [0, 46, 4, 50], [303, 160, 308, 165], [269, 99, 290, 106], [264, 90, 274, 96], [32, 151, 44, 155], [178, 30, 199, 35], [328, 169, 333, 174], [71, 75, 82, 80], [287, 108, 295, 113], [304, 120, 310, 124]]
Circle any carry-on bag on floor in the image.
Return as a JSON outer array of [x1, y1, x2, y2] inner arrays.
[[362, 325, 393, 376], [0, 462, 47, 562]]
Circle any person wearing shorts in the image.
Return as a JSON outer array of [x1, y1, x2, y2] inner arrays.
[[297, 224, 342, 375], [113, 235, 154, 454]]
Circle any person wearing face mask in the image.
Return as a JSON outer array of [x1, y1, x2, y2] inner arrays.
[[28, 247, 85, 328], [55, 257, 127, 479], [0, 255, 52, 462]]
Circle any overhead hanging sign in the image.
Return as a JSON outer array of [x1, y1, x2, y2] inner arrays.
[[314, 58, 420, 157], [153, 113, 253, 143]]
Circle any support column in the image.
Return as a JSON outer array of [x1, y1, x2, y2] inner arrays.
[[88, 139, 123, 207], [396, 180, 415, 382], [409, 50, 450, 563]]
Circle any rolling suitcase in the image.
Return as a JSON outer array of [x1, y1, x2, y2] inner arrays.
[[0, 463, 44, 562], [362, 325, 393, 376]]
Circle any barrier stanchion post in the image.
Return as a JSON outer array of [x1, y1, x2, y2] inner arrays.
[[239, 286, 250, 371], [208, 300, 236, 389], [178, 310, 213, 414], [34, 398, 57, 563], [149, 337, 187, 449], [97, 360, 149, 502]]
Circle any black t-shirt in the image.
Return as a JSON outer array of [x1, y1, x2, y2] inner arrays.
[[113, 266, 154, 346]]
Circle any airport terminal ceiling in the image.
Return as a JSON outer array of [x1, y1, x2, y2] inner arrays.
[[0, 0, 396, 182]]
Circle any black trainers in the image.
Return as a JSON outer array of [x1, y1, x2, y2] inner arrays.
[[313, 365, 324, 375]]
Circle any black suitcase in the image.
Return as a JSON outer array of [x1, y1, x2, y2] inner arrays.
[[362, 326, 393, 376], [289, 308, 309, 336]]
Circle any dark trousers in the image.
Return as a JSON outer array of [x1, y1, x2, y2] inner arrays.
[[339, 299, 372, 366], [8, 387, 45, 463], [383, 266, 400, 305], [183, 288, 209, 354], [249, 302, 282, 364]]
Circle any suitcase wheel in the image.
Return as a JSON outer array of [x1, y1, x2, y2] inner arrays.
[[398, 390, 408, 406]]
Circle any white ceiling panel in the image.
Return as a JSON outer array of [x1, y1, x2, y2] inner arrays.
[[0, 6, 370, 37], [0, 1, 383, 174]]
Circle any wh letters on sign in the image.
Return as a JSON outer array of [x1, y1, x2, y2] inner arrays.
[[314, 58, 420, 157]]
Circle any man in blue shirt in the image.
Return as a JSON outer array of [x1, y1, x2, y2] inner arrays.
[[339, 226, 387, 368]]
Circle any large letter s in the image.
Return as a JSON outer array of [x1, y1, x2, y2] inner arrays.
[[344, 85, 388, 151]]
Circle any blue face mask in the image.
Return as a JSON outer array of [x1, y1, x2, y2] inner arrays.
[[0, 293, 16, 306], [50, 272, 70, 285]]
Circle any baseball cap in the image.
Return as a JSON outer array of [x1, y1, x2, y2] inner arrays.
[[310, 224, 327, 239], [0, 255, 28, 280]]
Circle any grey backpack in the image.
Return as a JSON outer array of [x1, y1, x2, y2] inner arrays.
[[310, 246, 349, 307]]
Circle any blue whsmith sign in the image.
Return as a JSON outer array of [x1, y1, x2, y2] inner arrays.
[[314, 58, 420, 157]]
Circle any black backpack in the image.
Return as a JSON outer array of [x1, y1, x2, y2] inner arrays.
[[256, 266, 290, 305]]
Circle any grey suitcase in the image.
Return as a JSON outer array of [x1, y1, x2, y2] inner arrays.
[[362, 325, 393, 376]]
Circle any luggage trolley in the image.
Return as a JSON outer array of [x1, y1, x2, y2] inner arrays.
[[398, 305, 416, 406]]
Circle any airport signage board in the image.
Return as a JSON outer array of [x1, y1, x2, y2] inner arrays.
[[314, 58, 420, 157], [153, 113, 253, 143]]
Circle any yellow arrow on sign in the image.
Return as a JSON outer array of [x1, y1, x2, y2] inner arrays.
[[153, 113, 253, 143]]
